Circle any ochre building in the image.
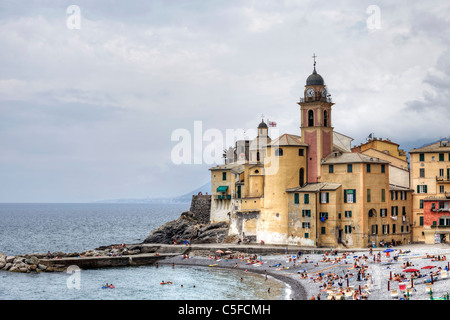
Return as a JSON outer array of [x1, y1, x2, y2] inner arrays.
[[209, 62, 414, 248]]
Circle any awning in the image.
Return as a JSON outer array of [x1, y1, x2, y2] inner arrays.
[[217, 186, 228, 192]]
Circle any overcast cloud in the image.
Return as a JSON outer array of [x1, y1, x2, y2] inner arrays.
[[0, 0, 449, 202]]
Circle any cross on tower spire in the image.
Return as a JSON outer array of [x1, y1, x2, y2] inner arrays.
[[312, 53, 317, 73]]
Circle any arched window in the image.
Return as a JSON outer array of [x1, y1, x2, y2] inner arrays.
[[275, 148, 283, 156], [308, 110, 314, 127], [299, 168, 305, 187], [324, 110, 328, 127]]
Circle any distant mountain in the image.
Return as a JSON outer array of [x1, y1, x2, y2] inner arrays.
[[96, 181, 211, 204]]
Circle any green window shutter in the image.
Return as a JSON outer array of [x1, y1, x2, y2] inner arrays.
[[302, 210, 305, 217], [367, 189, 371, 203], [304, 194, 309, 204], [420, 216, 424, 226], [439, 153, 444, 161], [326, 192, 329, 203], [344, 190, 347, 203], [417, 185, 420, 193], [321, 227, 326, 234], [329, 165, 334, 173], [381, 189, 385, 202], [347, 164, 352, 173], [222, 172, 227, 180], [420, 199, 423, 209], [420, 153, 424, 161], [294, 193, 299, 204], [424, 185, 428, 193]]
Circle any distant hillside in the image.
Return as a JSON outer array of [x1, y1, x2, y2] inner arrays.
[[96, 181, 211, 204]]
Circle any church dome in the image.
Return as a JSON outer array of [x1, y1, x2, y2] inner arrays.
[[306, 67, 324, 86], [258, 120, 268, 128]]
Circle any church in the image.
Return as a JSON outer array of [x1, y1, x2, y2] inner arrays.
[[209, 58, 413, 248]]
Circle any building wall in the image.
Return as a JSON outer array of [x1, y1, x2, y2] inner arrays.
[[260, 145, 307, 244]]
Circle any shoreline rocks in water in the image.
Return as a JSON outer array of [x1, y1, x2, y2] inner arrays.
[[143, 211, 229, 245]]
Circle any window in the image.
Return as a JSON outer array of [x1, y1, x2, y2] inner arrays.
[[321, 227, 326, 235], [304, 194, 309, 204], [302, 210, 311, 217], [372, 225, 378, 235], [298, 149, 304, 156], [381, 164, 385, 173], [368, 209, 376, 217], [391, 206, 398, 216], [344, 189, 356, 203], [347, 164, 353, 173], [420, 168, 425, 178], [320, 212, 328, 221], [440, 169, 444, 178], [321, 192, 329, 204], [308, 110, 314, 127], [439, 153, 445, 161], [324, 110, 329, 127], [440, 185, 445, 193], [382, 225, 390, 235], [439, 218, 450, 226], [302, 222, 310, 228], [275, 148, 283, 156], [367, 189, 371, 203], [417, 185, 428, 194], [345, 225, 352, 234], [419, 153, 424, 161], [402, 206, 406, 215], [381, 189, 386, 202], [294, 193, 299, 204], [367, 164, 371, 173], [304, 233, 309, 239], [329, 165, 334, 173], [420, 216, 424, 226], [420, 199, 424, 209], [299, 168, 305, 187], [391, 191, 397, 201], [222, 172, 227, 181], [392, 224, 396, 234], [256, 152, 260, 162], [344, 211, 352, 218]]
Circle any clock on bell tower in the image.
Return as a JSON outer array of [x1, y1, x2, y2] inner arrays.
[[298, 54, 334, 183]]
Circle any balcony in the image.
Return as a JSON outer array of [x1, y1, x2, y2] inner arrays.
[[436, 176, 450, 183]]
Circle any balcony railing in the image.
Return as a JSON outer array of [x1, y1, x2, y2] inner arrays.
[[436, 176, 450, 183]]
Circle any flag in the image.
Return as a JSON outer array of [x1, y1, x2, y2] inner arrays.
[[367, 133, 374, 139], [268, 121, 277, 127]]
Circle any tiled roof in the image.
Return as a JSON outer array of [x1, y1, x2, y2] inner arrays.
[[286, 182, 342, 193], [269, 134, 308, 147], [322, 151, 389, 164]]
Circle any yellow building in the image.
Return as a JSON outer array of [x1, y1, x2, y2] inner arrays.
[[209, 60, 413, 248], [409, 139, 450, 243]]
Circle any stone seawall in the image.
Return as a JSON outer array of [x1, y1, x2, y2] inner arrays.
[[189, 194, 211, 224]]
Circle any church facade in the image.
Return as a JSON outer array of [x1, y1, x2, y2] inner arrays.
[[209, 61, 413, 248]]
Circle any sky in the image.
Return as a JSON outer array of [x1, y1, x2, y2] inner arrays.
[[0, 0, 449, 202]]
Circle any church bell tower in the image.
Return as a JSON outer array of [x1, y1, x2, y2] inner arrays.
[[298, 54, 334, 183]]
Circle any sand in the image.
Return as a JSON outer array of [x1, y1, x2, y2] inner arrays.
[[159, 243, 450, 300]]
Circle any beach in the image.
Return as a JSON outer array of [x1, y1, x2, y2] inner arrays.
[[159, 243, 450, 300]]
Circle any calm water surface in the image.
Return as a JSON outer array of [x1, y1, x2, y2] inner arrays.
[[0, 203, 289, 300]]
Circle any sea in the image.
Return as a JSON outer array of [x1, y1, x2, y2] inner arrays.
[[0, 203, 289, 300]]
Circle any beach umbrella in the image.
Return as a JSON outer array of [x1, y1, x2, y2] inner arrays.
[[216, 250, 224, 254], [383, 249, 394, 253], [422, 265, 434, 269], [225, 250, 232, 254], [403, 268, 419, 273]]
